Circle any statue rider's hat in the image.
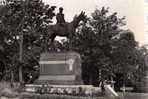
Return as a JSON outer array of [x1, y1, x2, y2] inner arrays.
[[59, 7, 63, 11]]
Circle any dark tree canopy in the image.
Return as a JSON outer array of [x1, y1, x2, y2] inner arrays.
[[0, 0, 56, 82], [61, 7, 147, 89]]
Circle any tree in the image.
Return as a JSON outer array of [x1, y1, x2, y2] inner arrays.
[[62, 7, 147, 89], [110, 31, 147, 91], [0, 0, 56, 82]]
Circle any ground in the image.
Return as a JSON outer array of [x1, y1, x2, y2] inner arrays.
[[118, 92, 148, 99], [1, 82, 148, 99]]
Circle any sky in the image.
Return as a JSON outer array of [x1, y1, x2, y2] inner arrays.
[[43, 0, 146, 44]]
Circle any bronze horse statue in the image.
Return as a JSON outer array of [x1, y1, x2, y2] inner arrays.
[[47, 11, 87, 42]]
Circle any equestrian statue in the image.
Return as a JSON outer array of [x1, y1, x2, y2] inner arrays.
[[47, 7, 87, 42]]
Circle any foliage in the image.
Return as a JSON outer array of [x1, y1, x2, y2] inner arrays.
[[62, 7, 147, 87], [0, 0, 56, 82]]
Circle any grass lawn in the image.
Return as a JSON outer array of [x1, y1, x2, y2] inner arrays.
[[1, 82, 148, 99], [20, 92, 108, 99], [118, 92, 148, 99]]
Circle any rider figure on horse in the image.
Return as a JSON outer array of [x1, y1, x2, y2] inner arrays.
[[56, 7, 66, 27]]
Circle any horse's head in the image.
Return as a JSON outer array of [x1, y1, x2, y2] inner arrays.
[[72, 11, 87, 27], [77, 11, 87, 23]]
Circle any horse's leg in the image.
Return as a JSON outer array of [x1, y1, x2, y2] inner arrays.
[[50, 33, 56, 43], [68, 33, 73, 50], [48, 34, 56, 51]]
